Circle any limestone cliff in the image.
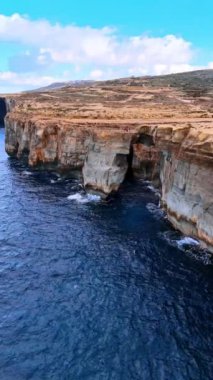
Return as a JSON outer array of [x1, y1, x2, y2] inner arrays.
[[3, 70, 213, 252], [134, 124, 213, 252], [83, 131, 132, 194], [5, 117, 90, 173]]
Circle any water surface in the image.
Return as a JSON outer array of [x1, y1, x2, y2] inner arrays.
[[0, 128, 212, 380]]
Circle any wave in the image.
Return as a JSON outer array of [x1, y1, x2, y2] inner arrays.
[[159, 231, 212, 265], [160, 231, 200, 249], [22, 170, 33, 176], [50, 177, 64, 184], [146, 202, 165, 220], [177, 237, 199, 247], [67, 192, 101, 204], [142, 180, 161, 197]]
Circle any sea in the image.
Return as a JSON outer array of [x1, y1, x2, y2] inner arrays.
[[0, 127, 212, 380]]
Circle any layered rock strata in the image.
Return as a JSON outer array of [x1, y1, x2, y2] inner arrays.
[[136, 124, 213, 252], [83, 131, 132, 194], [5, 117, 90, 173]]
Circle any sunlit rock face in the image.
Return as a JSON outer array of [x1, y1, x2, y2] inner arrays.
[[3, 70, 213, 251], [161, 156, 213, 252], [83, 131, 132, 195], [5, 117, 90, 174]]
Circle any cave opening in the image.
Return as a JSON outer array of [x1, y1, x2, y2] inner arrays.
[[137, 133, 154, 147], [0, 98, 7, 127], [125, 145, 134, 180]]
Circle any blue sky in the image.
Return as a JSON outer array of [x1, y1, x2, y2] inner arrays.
[[0, 0, 213, 92]]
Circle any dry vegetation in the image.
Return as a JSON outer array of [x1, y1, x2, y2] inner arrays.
[[6, 70, 213, 133]]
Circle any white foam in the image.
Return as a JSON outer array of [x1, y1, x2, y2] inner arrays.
[[147, 185, 156, 192], [142, 181, 160, 196], [177, 237, 199, 247], [146, 203, 165, 219], [87, 194, 101, 202], [23, 171, 33, 176], [67, 192, 101, 204], [159, 231, 200, 249]]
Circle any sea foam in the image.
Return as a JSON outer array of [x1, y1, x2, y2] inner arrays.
[[67, 192, 101, 204], [22, 170, 33, 176], [177, 237, 199, 247]]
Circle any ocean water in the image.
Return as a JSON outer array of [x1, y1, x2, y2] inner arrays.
[[0, 128, 212, 380]]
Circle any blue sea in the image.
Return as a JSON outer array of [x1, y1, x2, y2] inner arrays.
[[0, 128, 212, 380]]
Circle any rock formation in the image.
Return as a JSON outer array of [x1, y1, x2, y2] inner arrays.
[[83, 130, 132, 195], [135, 124, 213, 252], [2, 70, 213, 251]]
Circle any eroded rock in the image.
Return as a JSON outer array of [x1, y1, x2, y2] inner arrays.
[[83, 131, 132, 195]]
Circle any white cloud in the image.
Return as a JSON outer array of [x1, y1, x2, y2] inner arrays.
[[0, 71, 58, 86], [0, 13, 193, 68], [0, 13, 115, 65], [0, 13, 211, 91], [90, 69, 104, 79], [207, 62, 213, 69], [0, 71, 64, 93]]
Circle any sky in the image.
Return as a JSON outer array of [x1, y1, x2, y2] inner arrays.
[[0, 0, 213, 92]]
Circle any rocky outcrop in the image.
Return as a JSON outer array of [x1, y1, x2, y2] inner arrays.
[[83, 131, 132, 195], [5, 116, 91, 174], [5, 115, 134, 191], [5, 98, 16, 113]]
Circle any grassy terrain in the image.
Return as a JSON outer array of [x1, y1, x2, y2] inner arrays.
[[6, 70, 213, 124], [103, 70, 213, 96]]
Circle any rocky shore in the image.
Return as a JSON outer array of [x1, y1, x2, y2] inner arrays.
[[2, 70, 213, 251]]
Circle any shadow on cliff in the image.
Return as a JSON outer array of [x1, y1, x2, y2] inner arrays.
[[0, 98, 7, 126]]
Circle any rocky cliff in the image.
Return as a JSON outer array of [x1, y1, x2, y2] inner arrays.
[[83, 130, 132, 195], [136, 124, 213, 252], [3, 70, 213, 251]]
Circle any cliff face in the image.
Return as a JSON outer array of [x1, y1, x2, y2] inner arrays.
[[135, 125, 213, 252], [3, 70, 213, 252], [161, 156, 213, 251], [5, 117, 90, 173], [83, 130, 132, 194]]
